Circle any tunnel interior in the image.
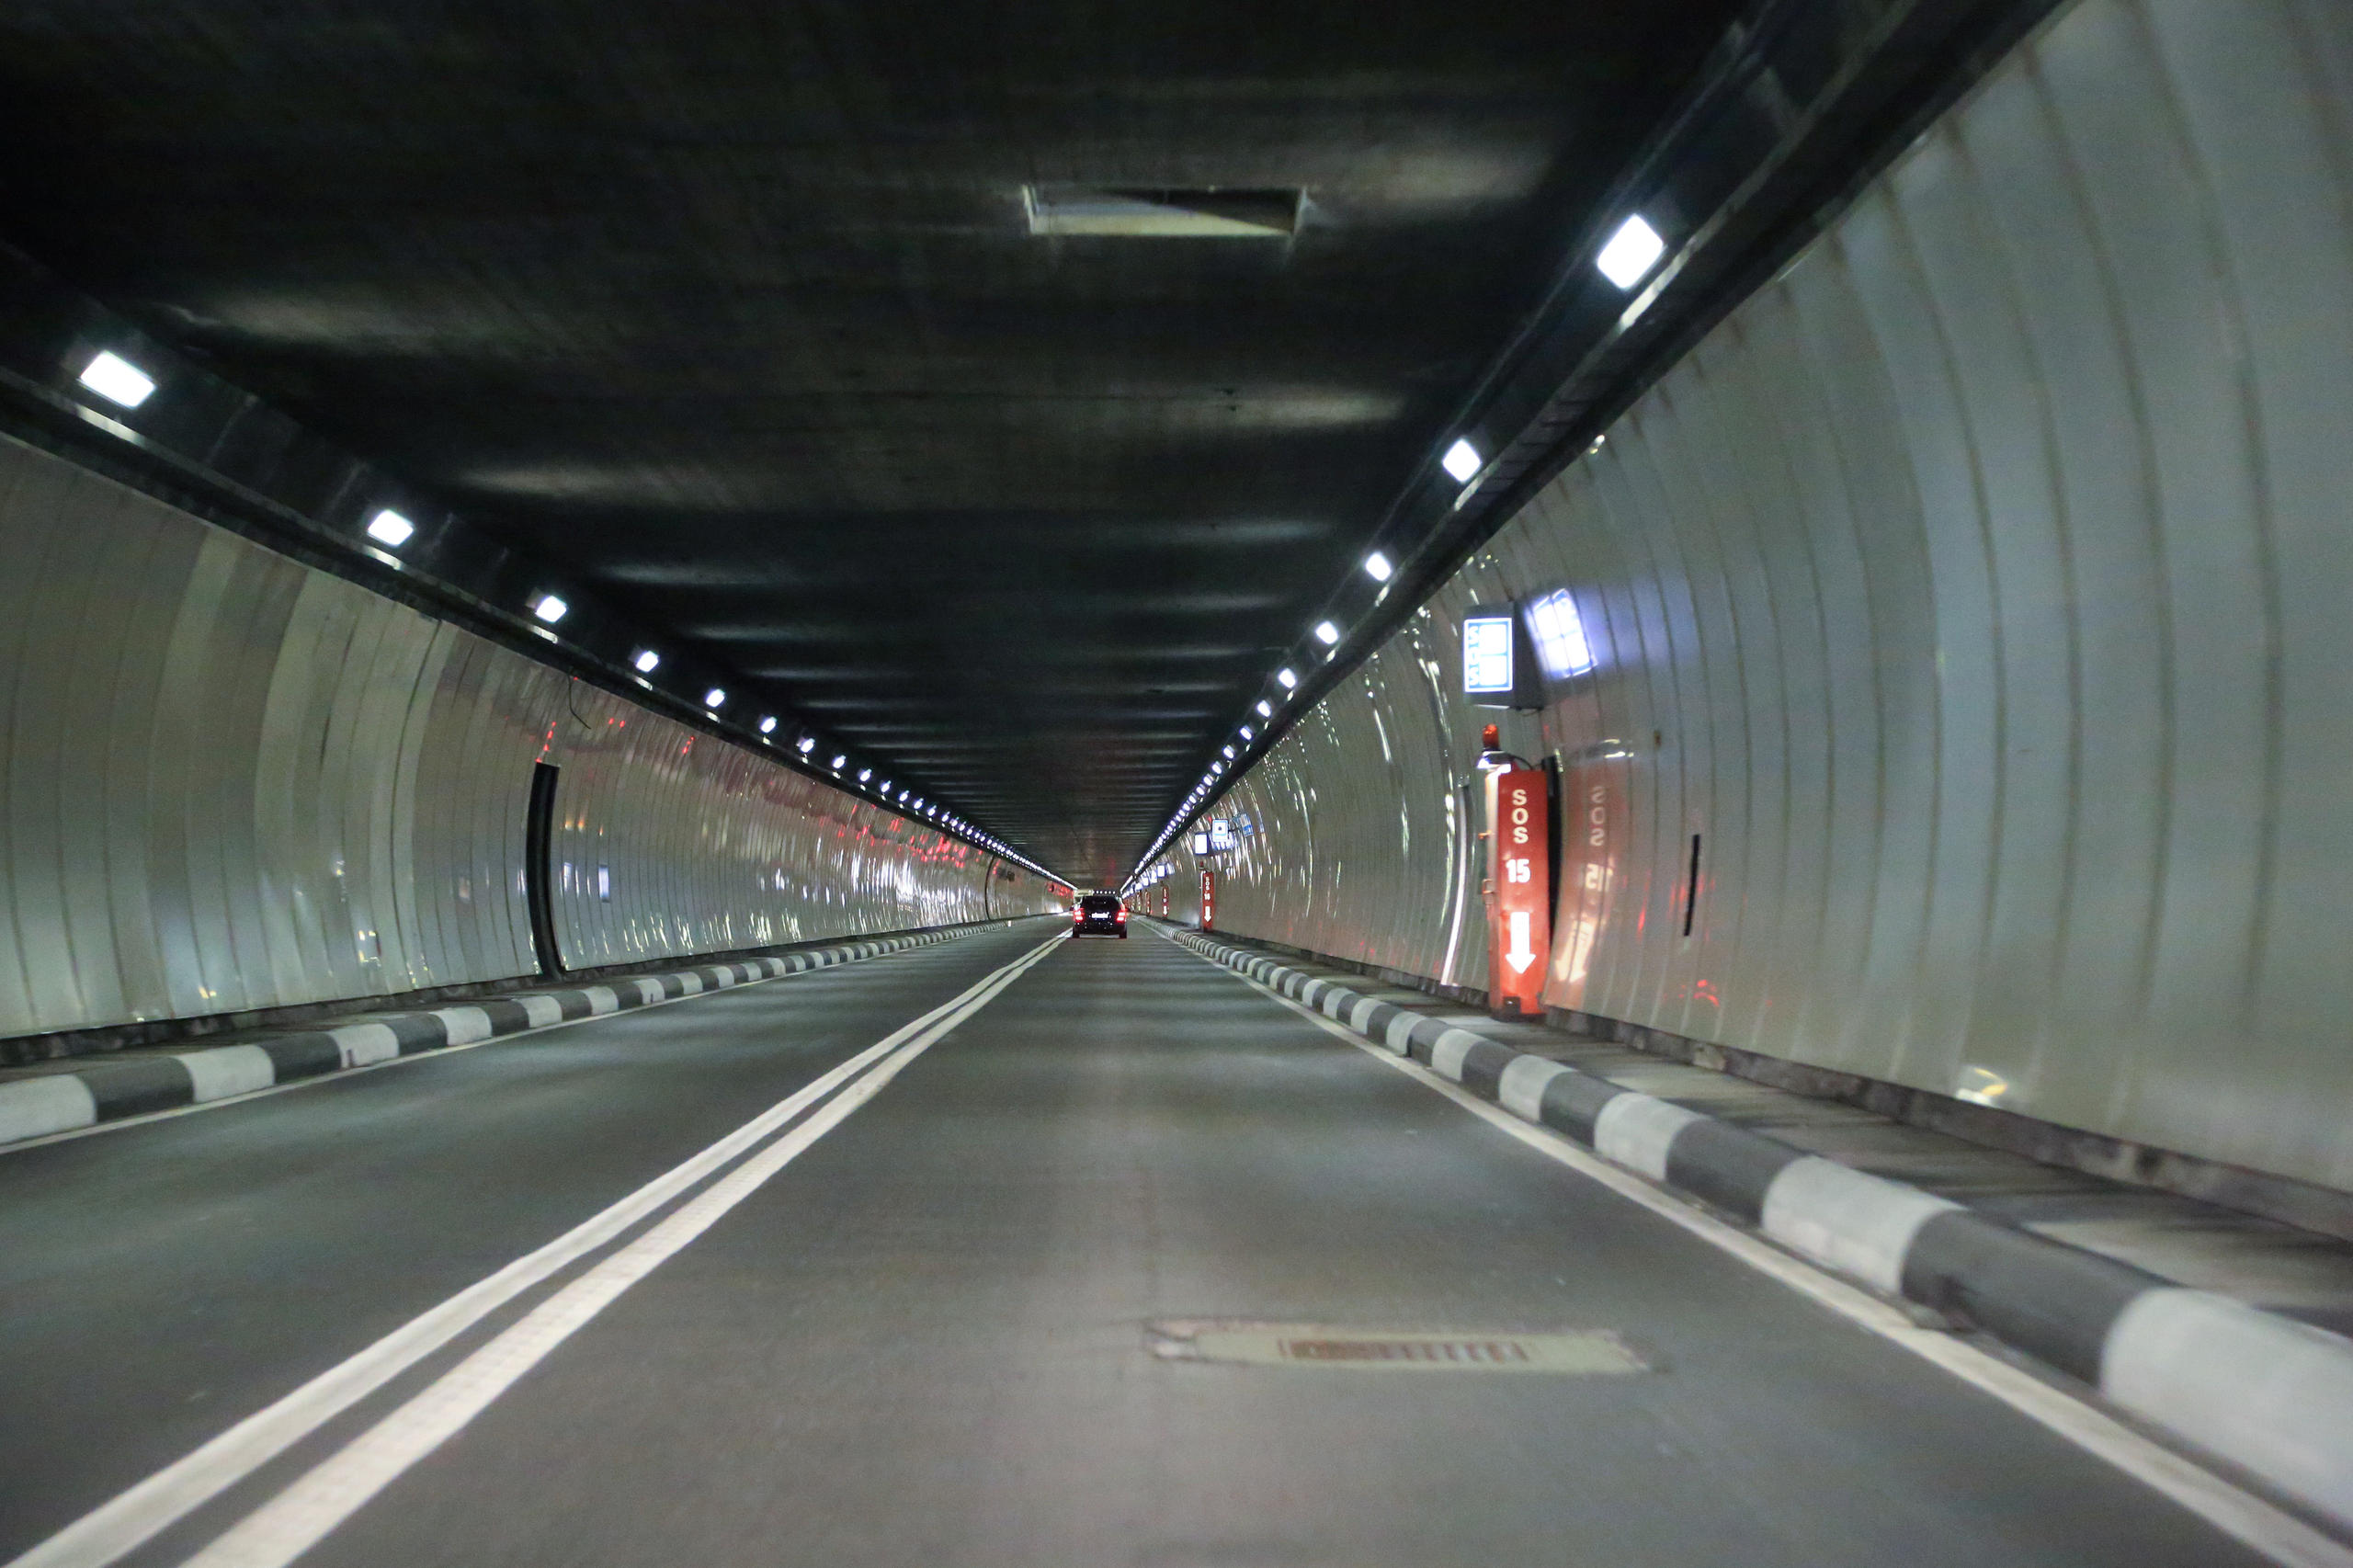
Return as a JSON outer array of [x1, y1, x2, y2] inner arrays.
[[4, 1, 2353, 1563]]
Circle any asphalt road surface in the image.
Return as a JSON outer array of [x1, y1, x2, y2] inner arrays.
[[0, 920, 2275, 1568]]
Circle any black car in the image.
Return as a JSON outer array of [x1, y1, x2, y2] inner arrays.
[[1070, 892, 1128, 938]]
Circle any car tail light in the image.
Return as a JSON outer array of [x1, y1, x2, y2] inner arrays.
[[1116, 910, 1127, 922]]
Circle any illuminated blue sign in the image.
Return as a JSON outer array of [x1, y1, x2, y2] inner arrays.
[[1463, 615, 1517, 695]]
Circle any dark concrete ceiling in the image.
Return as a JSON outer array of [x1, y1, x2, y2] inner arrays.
[[0, 0, 1745, 884]]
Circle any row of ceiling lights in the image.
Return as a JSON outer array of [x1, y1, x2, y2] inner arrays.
[[1122, 213, 1667, 891], [69, 347, 1063, 886]]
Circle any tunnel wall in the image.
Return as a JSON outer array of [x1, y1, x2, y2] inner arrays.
[[0, 433, 1059, 1042], [1171, 0, 2353, 1193]]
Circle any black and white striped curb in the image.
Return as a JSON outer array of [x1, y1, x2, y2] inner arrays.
[[0, 922, 1030, 1151], [1169, 926, 2353, 1531]]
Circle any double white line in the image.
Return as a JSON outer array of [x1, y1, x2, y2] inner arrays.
[[13, 934, 1064, 1568]]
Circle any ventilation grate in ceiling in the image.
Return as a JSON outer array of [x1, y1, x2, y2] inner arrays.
[[1021, 185, 1301, 238]]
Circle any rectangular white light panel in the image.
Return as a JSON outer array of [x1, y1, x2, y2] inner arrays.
[[1597, 214, 1665, 290], [1527, 588, 1596, 678], [1441, 438, 1482, 483], [78, 351, 155, 408], [365, 509, 415, 548]]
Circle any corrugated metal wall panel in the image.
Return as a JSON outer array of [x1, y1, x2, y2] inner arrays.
[[0, 434, 1057, 1043], [1178, 0, 2353, 1192]]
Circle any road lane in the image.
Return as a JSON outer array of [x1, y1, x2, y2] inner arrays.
[[0, 922, 1053, 1559], [167, 929, 2278, 1568]]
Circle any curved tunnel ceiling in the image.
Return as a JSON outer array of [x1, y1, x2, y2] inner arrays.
[[0, 0, 1749, 885]]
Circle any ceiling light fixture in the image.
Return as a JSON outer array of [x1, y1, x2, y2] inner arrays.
[[1441, 438, 1482, 483], [1596, 213, 1665, 290], [1363, 551, 1392, 582], [632, 650, 661, 674], [703, 687, 726, 709], [759, 716, 778, 734], [1256, 700, 1272, 718], [78, 350, 155, 408], [531, 594, 568, 625], [365, 509, 415, 548], [1313, 620, 1339, 646], [1276, 668, 1297, 690]]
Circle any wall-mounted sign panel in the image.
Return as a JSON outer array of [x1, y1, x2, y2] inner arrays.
[[1190, 831, 1212, 856], [1483, 763, 1552, 1018], [1208, 817, 1235, 852], [1462, 615, 1516, 694], [1461, 603, 1544, 709]]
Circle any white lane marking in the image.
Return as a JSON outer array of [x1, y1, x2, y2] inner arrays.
[[1156, 930, 2353, 1568], [1590, 1093, 1701, 1181], [0, 930, 1016, 1159], [1759, 1156, 1959, 1297], [176, 937, 1061, 1568], [174, 1046, 277, 1104], [5, 933, 1062, 1568], [0, 1074, 98, 1142], [2103, 1289, 2353, 1529]]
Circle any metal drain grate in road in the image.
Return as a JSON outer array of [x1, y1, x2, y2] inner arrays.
[[1147, 1321, 1649, 1374]]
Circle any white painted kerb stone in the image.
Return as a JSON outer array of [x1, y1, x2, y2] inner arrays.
[[2101, 1287, 2353, 1529], [430, 1006, 494, 1046], [1592, 1094, 1703, 1181], [331, 1023, 402, 1068], [174, 1044, 276, 1102], [1429, 1028, 1486, 1082], [0, 1074, 97, 1142], [1497, 1057, 1572, 1123], [1759, 1156, 1958, 1294]]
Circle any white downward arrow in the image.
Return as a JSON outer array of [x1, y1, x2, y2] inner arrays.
[[1505, 910, 1538, 974]]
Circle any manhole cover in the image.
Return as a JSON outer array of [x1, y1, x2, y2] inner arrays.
[[1147, 1321, 1649, 1374]]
